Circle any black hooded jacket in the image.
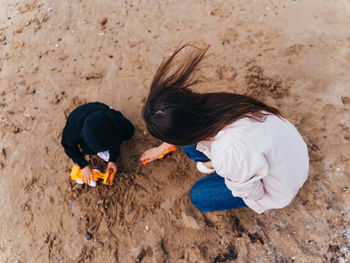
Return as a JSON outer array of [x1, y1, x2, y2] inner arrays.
[[61, 102, 134, 168]]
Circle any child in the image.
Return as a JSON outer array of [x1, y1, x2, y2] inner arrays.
[[61, 102, 134, 185]]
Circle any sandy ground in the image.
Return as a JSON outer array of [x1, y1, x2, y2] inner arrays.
[[0, 0, 349, 262]]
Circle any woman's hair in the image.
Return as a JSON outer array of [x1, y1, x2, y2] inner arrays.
[[143, 44, 281, 145]]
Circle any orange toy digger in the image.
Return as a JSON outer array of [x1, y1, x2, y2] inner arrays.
[[71, 146, 176, 186], [70, 165, 115, 187]]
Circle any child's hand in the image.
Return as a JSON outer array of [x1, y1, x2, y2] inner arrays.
[[140, 147, 165, 164], [82, 165, 93, 184], [106, 162, 118, 173]]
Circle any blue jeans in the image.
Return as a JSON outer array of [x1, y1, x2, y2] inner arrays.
[[182, 145, 247, 212]]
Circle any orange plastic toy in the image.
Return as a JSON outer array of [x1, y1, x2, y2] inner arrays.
[[142, 146, 177, 165], [70, 165, 115, 185]]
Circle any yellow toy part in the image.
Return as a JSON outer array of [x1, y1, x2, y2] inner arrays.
[[70, 165, 115, 185]]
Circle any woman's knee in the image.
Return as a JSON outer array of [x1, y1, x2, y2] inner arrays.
[[182, 145, 210, 162], [181, 145, 197, 159]]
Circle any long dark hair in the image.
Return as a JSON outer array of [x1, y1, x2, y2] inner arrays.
[[143, 44, 281, 145]]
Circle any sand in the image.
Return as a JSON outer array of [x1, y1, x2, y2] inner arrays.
[[0, 0, 349, 262]]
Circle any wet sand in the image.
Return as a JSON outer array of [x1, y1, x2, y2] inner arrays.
[[0, 0, 349, 262]]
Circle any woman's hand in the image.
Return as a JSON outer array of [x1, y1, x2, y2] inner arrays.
[[106, 162, 118, 173], [81, 165, 93, 184], [140, 142, 174, 164], [140, 147, 165, 164]]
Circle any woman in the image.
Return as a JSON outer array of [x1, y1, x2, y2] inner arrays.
[[140, 45, 309, 214]]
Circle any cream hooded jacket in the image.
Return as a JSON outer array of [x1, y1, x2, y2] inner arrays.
[[196, 115, 309, 214]]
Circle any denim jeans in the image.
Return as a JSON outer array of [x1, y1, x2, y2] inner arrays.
[[182, 145, 247, 212]]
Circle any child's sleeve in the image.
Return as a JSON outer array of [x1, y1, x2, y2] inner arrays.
[[108, 145, 120, 163], [61, 128, 89, 169], [110, 109, 135, 141], [106, 110, 134, 163]]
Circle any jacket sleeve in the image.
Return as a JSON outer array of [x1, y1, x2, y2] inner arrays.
[[110, 109, 135, 141], [107, 110, 134, 162], [211, 139, 269, 201], [61, 128, 89, 169], [108, 145, 120, 163]]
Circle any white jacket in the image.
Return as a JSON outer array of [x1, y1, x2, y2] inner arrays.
[[197, 115, 309, 214]]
